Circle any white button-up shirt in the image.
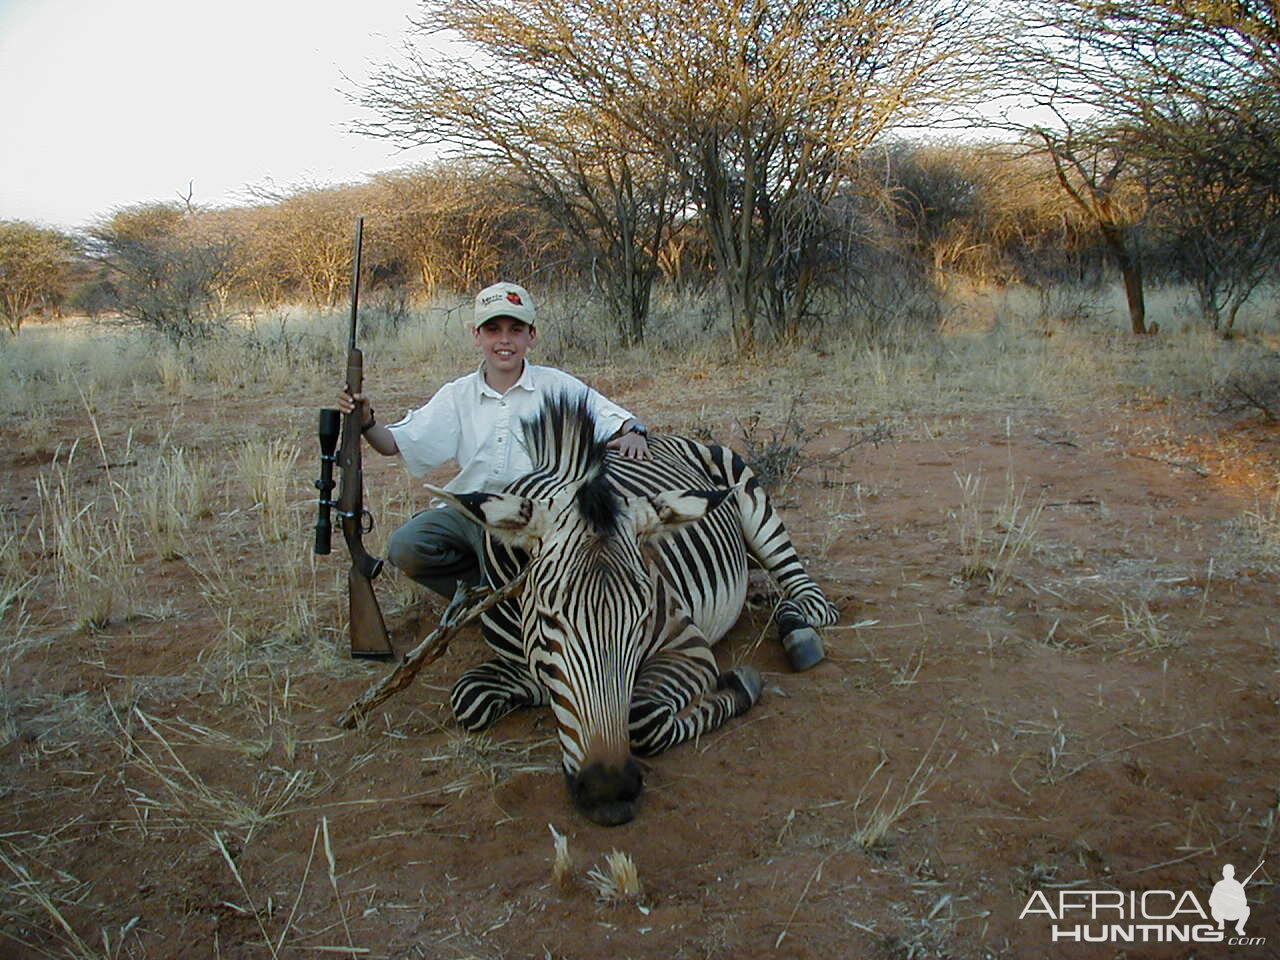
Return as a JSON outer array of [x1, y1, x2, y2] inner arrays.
[[387, 363, 634, 494]]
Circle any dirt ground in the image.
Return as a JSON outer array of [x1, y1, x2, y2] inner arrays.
[[2, 359, 1278, 959]]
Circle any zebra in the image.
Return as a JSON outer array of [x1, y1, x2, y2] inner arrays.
[[425, 393, 838, 825]]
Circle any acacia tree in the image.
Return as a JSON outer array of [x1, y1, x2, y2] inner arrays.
[[596, 0, 990, 349], [1147, 107, 1280, 332], [363, 0, 992, 352], [1026, 0, 1280, 140], [359, 7, 685, 345], [373, 163, 555, 298], [87, 204, 236, 343], [1032, 126, 1149, 334], [0, 221, 76, 335], [249, 185, 370, 308], [1004, 0, 1280, 333]]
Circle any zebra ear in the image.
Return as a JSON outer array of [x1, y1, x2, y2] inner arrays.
[[631, 488, 731, 538], [422, 484, 549, 545]]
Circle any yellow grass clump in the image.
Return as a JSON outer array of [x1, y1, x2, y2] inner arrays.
[[586, 850, 645, 904]]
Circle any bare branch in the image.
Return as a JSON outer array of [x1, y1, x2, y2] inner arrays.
[[336, 569, 529, 730]]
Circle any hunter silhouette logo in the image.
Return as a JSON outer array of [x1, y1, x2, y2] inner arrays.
[[1210, 862, 1264, 937], [1019, 858, 1267, 946]]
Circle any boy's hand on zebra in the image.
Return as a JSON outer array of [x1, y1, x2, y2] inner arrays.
[[607, 432, 652, 461]]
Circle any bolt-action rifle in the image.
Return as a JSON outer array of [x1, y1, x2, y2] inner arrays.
[[313, 217, 393, 660]]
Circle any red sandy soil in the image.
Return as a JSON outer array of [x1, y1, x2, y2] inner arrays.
[[2, 380, 1277, 960]]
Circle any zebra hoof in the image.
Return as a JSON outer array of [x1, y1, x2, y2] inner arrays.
[[783, 627, 825, 671], [718, 666, 763, 707]]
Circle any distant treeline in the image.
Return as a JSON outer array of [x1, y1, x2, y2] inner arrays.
[[1, 138, 1275, 345]]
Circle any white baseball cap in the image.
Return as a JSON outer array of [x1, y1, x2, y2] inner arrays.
[[474, 281, 536, 328]]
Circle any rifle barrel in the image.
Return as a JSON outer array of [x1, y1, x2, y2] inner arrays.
[[348, 216, 363, 350]]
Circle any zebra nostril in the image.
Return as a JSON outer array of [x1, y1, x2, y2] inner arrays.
[[616, 757, 643, 802]]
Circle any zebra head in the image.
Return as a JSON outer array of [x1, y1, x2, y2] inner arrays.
[[426, 394, 731, 825]]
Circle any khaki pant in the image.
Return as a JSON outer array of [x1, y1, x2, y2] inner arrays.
[[385, 505, 486, 599]]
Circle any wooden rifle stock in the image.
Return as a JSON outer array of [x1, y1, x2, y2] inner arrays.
[[321, 217, 393, 660]]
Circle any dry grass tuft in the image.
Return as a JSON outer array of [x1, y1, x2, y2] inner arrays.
[[153, 347, 195, 395], [586, 850, 644, 904], [36, 445, 137, 629], [421, 729, 559, 797], [135, 447, 215, 559], [850, 726, 950, 853], [1233, 492, 1280, 571], [236, 437, 302, 543], [188, 534, 335, 667], [548, 823, 575, 890], [0, 516, 35, 626], [1099, 597, 1184, 652], [112, 705, 318, 847], [950, 471, 1044, 593]]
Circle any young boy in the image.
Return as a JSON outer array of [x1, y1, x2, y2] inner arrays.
[[339, 281, 651, 598]]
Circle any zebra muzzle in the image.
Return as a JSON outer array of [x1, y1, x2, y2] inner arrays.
[[567, 757, 644, 826]]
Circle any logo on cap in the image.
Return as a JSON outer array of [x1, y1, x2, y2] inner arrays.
[[507, 291, 524, 306]]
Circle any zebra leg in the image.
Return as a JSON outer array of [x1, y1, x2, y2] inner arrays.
[[697, 444, 839, 670], [628, 598, 763, 756], [450, 657, 549, 732], [629, 653, 763, 757]]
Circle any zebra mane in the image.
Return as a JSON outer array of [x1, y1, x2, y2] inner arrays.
[[521, 391, 620, 536]]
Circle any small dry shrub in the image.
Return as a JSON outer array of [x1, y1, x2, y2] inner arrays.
[[730, 396, 890, 494], [733, 402, 811, 493], [1216, 355, 1280, 421]]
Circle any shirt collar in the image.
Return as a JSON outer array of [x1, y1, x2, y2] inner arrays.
[[476, 361, 538, 399]]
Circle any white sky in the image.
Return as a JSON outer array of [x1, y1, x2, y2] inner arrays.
[[0, 0, 431, 231]]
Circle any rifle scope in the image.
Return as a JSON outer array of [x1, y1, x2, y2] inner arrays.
[[313, 407, 341, 554]]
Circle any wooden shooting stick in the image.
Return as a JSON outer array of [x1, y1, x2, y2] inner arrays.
[[336, 568, 529, 729]]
